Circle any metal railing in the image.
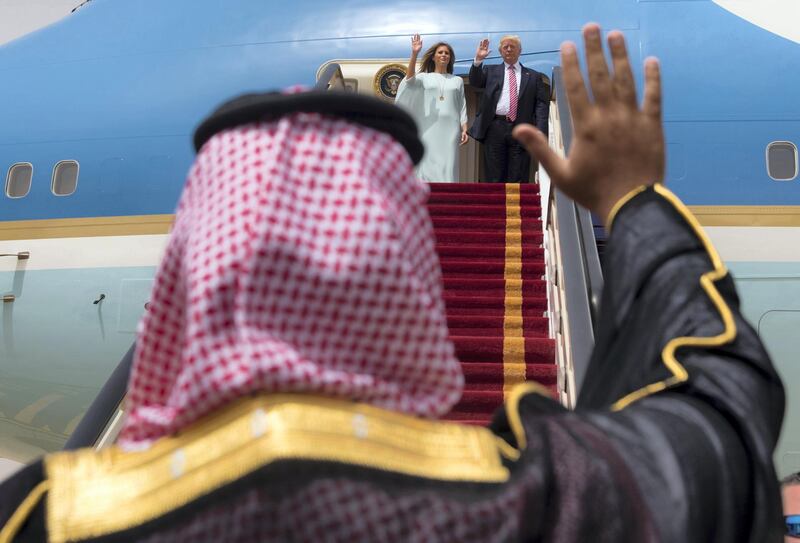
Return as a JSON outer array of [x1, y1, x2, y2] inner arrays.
[[315, 63, 346, 92], [542, 67, 604, 405], [63, 345, 132, 450]]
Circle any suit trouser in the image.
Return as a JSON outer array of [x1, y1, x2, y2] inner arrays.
[[482, 116, 531, 183]]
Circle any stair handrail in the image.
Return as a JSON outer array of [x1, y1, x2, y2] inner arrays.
[[551, 67, 604, 327], [315, 63, 347, 92], [63, 344, 133, 450], [542, 67, 604, 405]]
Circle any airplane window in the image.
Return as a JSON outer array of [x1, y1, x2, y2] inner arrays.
[[767, 142, 797, 181], [52, 160, 79, 196], [5, 163, 33, 198]]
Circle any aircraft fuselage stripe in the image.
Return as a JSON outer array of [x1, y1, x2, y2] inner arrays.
[[0, 215, 174, 241], [1, 207, 800, 242]]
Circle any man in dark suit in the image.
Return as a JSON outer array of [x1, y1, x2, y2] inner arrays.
[[468, 35, 550, 182]]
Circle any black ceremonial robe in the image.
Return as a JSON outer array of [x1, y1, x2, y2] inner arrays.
[[0, 184, 784, 543]]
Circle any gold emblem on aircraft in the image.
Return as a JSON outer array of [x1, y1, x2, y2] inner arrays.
[[374, 63, 406, 101]]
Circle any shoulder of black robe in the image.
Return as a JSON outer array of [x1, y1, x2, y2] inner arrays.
[[0, 388, 655, 543], [0, 460, 46, 542], [576, 184, 785, 541]]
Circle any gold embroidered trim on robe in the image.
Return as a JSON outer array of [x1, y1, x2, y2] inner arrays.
[[44, 394, 516, 543]]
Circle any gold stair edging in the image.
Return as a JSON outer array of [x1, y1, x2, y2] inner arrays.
[[503, 184, 527, 395]]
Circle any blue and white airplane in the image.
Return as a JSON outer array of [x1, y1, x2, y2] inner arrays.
[[0, 0, 797, 479]]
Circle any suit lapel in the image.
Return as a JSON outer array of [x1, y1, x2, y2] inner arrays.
[[518, 64, 532, 99], [491, 64, 504, 100]]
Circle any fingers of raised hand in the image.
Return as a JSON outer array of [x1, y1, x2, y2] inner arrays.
[[643, 57, 662, 121], [583, 23, 613, 105], [607, 31, 636, 106], [513, 124, 568, 183], [561, 42, 590, 123], [566, 26, 641, 123]]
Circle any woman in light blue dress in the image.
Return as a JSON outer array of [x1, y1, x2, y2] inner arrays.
[[395, 35, 468, 182]]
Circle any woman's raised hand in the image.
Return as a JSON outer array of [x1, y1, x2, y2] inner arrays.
[[475, 38, 490, 62], [411, 34, 423, 55], [406, 34, 423, 78]]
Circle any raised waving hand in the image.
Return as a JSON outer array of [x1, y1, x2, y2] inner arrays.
[[513, 24, 665, 226], [406, 34, 423, 79], [475, 38, 490, 63], [411, 33, 423, 55]]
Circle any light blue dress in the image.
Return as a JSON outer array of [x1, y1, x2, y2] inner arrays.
[[395, 72, 467, 182]]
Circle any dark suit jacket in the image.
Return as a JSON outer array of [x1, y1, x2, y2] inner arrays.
[[467, 62, 549, 143]]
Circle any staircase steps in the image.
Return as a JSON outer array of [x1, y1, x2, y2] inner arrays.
[[427, 182, 557, 426]]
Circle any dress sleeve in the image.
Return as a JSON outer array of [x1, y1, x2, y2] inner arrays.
[[394, 74, 424, 123], [458, 78, 467, 125]]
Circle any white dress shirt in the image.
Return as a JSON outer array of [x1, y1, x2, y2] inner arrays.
[[495, 62, 521, 116]]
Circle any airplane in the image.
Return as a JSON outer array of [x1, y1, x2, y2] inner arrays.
[[0, 0, 798, 483]]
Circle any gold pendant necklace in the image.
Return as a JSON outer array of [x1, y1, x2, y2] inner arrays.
[[437, 73, 445, 101]]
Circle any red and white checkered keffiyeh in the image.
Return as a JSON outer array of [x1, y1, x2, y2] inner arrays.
[[118, 113, 463, 448]]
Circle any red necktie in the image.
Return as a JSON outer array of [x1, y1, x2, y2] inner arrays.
[[507, 65, 518, 122]]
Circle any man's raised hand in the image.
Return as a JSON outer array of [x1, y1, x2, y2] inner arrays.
[[475, 38, 490, 63], [512, 24, 665, 226]]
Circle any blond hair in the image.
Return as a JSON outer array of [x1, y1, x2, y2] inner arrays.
[[498, 35, 522, 50]]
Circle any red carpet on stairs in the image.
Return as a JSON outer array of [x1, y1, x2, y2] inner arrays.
[[427, 182, 557, 426]]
